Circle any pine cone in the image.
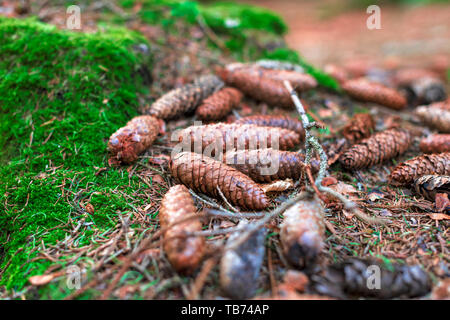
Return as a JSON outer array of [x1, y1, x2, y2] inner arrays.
[[342, 78, 407, 110], [389, 152, 450, 185], [170, 152, 269, 210], [108, 115, 161, 164], [178, 123, 301, 156], [404, 77, 447, 105], [280, 195, 325, 269], [415, 103, 450, 133], [224, 148, 318, 183], [159, 185, 205, 274], [146, 75, 224, 120], [339, 128, 412, 170], [217, 66, 294, 107], [420, 134, 450, 154], [392, 67, 440, 87], [309, 258, 431, 299], [195, 87, 242, 121], [220, 220, 266, 299], [324, 64, 349, 84], [234, 114, 305, 140], [414, 175, 450, 201], [341, 113, 375, 144]]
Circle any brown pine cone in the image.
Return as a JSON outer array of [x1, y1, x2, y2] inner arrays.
[[159, 185, 205, 274], [403, 77, 447, 105], [420, 134, 450, 154], [339, 128, 412, 170], [342, 78, 407, 110], [217, 66, 294, 107], [392, 67, 440, 86], [280, 195, 325, 269], [389, 152, 450, 185], [195, 87, 242, 121], [220, 220, 266, 299], [170, 152, 269, 210], [341, 113, 375, 144], [415, 103, 450, 133], [234, 114, 305, 140], [224, 148, 318, 183], [414, 175, 450, 201], [146, 75, 224, 120], [108, 115, 161, 164], [178, 123, 301, 156], [309, 258, 431, 299]]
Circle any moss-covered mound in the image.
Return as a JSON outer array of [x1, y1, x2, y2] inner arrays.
[[0, 17, 152, 291]]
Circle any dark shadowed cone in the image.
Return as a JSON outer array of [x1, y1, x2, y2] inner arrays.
[[220, 220, 266, 299], [280, 195, 325, 269], [217, 66, 294, 107], [170, 152, 269, 210], [195, 87, 242, 121], [389, 152, 450, 185], [414, 175, 450, 201], [108, 115, 161, 164], [404, 77, 447, 105], [234, 114, 305, 140], [342, 78, 407, 110], [420, 134, 450, 154], [339, 128, 412, 170], [224, 148, 318, 183], [309, 258, 432, 299], [341, 113, 375, 144], [159, 185, 205, 274], [146, 75, 224, 120], [415, 103, 450, 133], [178, 123, 301, 155]]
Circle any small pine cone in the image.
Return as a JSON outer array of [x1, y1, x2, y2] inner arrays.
[[342, 78, 407, 110], [389, 152, 450, 185], [147, 75, 224, 120], [108, 115, 161, 164], [339, 128, 412, 170], [309, 258, 432, 299], [170, 152, 269, 210], [178, 123, 301, 155], [404, 77, 447, 105], [220, 220, 266, 299], [218, 66, 294, 107], [414, 175, 450, 201], [415, 103, 450, 133], [159, 185, 205, 274], [195, 87, 242, 121], [234, 114, 305, 140], [420, 134, 450, 154], [224, 148, 317, 183], [341, 113, 375, 144], [280, 195, 325, 269]]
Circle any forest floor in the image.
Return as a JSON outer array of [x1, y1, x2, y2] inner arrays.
[[0, 0, 448, 300]]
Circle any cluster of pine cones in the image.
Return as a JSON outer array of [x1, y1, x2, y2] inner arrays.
[[105, 59, 448, 300]]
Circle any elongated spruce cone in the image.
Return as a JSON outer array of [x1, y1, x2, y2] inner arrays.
[[389, 152, 450, 185], [309, 258, 431, 299], [341, 113, 375, 144], [159, 185, 205, 274], [414, 175, 450, 201], [339, 128, 412, 170], [178, 123, 301, 155], [218, 66, 294, 107], [420, 134, 450, 154], [415, 103, 450, 133], [224, 148, 317, 183], [220, 220, 266, 299], [108, 115, 161, 164], [196, 87, 242, 121], [342, 78, 407, 110], [147, 75, 224, 120], [170, 152, 269, 210], [234, 114, 305, 140], [280, 195, 325, 269]]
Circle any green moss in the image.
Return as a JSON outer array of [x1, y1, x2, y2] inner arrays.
[[0, 17, 152, 292]]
